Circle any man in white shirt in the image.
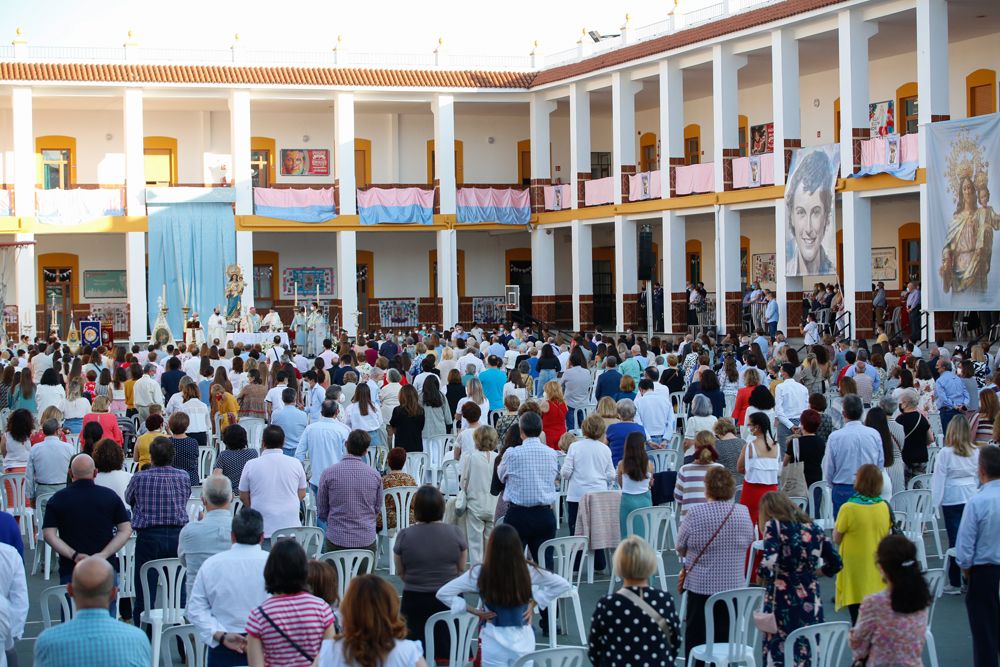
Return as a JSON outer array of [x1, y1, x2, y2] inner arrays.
[[26, 418, 75, 502], [32, 344, 54, 383], [238, 426, 307, 540], [295, 401, 351, 495], [133, 364, 164, 422], [265, 336, 286, 366], [318, 341, 336, 368], [774, 362, 809, 452], [264, 370, 291, 417], [146, 351, 164, 382], [633, 379, 675, 444], [182, 353, 203, 380], [293, 348, 311, 374], [457, 349, 484, 375], [185, 507, 269, 666], [302, 371, 327, 422]]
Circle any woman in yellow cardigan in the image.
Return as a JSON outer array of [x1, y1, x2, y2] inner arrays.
[[834, 463, 892, 624], [210, 382, 240, 432]]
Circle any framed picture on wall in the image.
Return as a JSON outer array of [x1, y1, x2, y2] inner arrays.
[[872, 247, 897, 282], [83, 270, 127, 299], [279, 149, 330, 176]]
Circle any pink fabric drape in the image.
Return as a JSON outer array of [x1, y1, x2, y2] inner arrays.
[[861, 134, 919, 168], [627, 171, 662, 201], [356, 187, 434, 208], [732, 154, 776, 189], [674, 163, 715, 195], [584, 176, 615, 206], [543, 184, 572, 210], [456, 187, 530, 208], [253, 187, 334, 207]]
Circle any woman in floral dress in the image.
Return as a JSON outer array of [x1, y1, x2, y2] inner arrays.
[[756, 492, 843, 667]]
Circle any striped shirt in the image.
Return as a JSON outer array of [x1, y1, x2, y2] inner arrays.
[[34, 608, 151, 667], [674, 462, 724, 519], [124, 465, 191, 529], [245, 592, 335, 667]]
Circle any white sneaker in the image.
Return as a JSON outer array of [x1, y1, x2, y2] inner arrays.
[[943, 584, 963, 595]]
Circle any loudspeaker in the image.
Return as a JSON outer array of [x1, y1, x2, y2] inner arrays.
[[638, 228, 654, 281]]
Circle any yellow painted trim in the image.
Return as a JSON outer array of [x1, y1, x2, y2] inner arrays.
[[21, 216, 147, 234], [250, 137, 277, 185], [895, 82, 918, 134], [35, 135, 77, 188], [427, 139, 464, 185], [357, 249, 374, 300], [967, 68, 997, 117], [716, 186, 786, 204], [144, 136, 178, 185], [236, 215, 453, 232], [639, 132, 657, 172], [517, 139, 531, 184], [429, 249, 466, 297], [252, 250, 280, 303], [838, 169, 925, 191], [0, 217, 22, 233], [37, 252, 80, 304], [354, 138, 373, 187]]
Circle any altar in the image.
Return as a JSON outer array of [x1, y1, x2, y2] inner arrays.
[[231, 332, 289, 348]]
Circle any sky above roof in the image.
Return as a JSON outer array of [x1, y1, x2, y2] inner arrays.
[[1, 0, 716, 59]]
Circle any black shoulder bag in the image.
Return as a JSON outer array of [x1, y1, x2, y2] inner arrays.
[[256, 605, 316, 663]]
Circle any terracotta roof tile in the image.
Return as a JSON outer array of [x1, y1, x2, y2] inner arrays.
[[0, 0, 846, 90]]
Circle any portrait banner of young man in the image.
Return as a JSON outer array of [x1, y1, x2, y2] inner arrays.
[[784, 144, 839, 278], [926, 114, 1000, 311]]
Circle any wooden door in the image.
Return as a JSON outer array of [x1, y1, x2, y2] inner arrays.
[[520, 150, 531, 185], [355, 149, 368, 187]]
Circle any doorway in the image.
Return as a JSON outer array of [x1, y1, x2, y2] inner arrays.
[[43, 282, 70, 337], [593, 260, 614, 329]]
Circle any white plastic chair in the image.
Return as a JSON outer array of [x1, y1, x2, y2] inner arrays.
[[608, 505, 674, 593], [685, 587, 764, 667], [319, 549, 376, 601], [158, 624, 208, 667], [302, 489, 317, 527], [1, 472, 34, 549], [907, 473, 933, 490], [926, 446, 941, 473], [365, 444, 389, 471], [138, 558, 187, 667], [185, 498, 204, 523], [116, 534, 137, 608], [272, 526, 325, 558], [423, 435, 451, 483], [124, 457, 139, 474], [379, 486, 418, 574], [198, 445, 216, 482], [649, 449, 680, 473], [439, 459, 461, 497], [807, 481, 834, 531], [32, 492, 57, 579], [39, 584, 75, 629], [782, 621, 850, 667], [745, 540, 765, 586], [924, 568, 946, 667], [538, 536, 588, 648], [242, 418, 266, 450], [512, 646, 588, 667], [424, 610, 479, 667], [404, 451, 429, 483], [788, 496, 809, 513], [890, 489, 934, 567]]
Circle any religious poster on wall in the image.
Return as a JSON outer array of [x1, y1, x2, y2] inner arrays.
[[871, 247, 897, 282], [926, 115, 1000, 310], [378, 299, 419, 327], [869, 100, 895, 136], [784, 144, 839, 277], [89, 303, 129, 332], [471, 296, 506, 324], [281, 268, 334, 299], [748, 156, 762, 187], [280, 149, 330, 176], [752, 253, 776, 284], [750, 123, 774, 156]]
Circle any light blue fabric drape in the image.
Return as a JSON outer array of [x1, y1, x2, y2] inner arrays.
[[147, 202, 236, 335]]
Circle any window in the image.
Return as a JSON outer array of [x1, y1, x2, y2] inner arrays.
[[684, 125, 701, 166], [900, 96, 918, 135], [642, 144, 658, 172], [639, 133, 658, 172], [253, 264, 273, 309], [903, 239, 920, 283], [685, 240, 702, 284], [144, 137, 177, 186], [738, 115, 749, 158], [967, 69, 997, 117], [41, 149, 71, 190], [590, 152, 612, 179], [251, 149, 271, 188]]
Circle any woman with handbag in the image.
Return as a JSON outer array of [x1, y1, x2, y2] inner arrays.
[[737, 412, 781, 529], [756, 492, 843, 667], [588, 536, 681, 666], [834, 464, 892, 624], [676, 467, 754, 667]]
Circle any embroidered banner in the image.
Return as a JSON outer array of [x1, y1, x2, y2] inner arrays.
[[732, 154, 775, 189], [628, 171, 662, 201], [357, 187, 434, 225], [378, 298, 419, 327], [543, 184, 571, 210], [855, 133, 919, 180], [253, 187, 336, 223], [456, 187, 530, 225], [36, 188, 125, 225], [584, 177, 614, 206], [281, 267, 334, 298], [674, 163, 715, 195], [471, 296, 507, 324]]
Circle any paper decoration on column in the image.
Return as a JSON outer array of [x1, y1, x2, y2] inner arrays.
[[784, 144, 839, 277], [281, 268, 334, 298]]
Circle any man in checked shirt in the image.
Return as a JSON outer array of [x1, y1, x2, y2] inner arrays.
[[125, 436, 191, 627]]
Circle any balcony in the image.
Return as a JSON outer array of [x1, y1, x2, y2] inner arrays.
[[857, 132, 920, 180], [732, 154, 775, 189]]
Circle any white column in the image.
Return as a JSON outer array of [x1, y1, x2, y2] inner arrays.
[[12, 86, 35, 338], [715, 205, 741, 332], [432, 94, 456, 214], [124, 233, 146, 342], [614, 216, 637, 331], [571, 220, 593, 331], [658, 60, 683, 199], [337, 231, 359, 336], [530, 228, 555, 320], [712, 44, 747, 190], [122, 87, 147, 343], [841, 192, 872, 335], [529, 97, 556, 181], [229, 90, 254, 309], [611, 72, 642, 203], [772, 29, 802, 332], [837, 9, 878, 177], [662, 210, 686, 332], [436, 229, 458, 328], [335, 92, 357, 215], [917, 0, 948, 339], [569, 83, 591, 209]]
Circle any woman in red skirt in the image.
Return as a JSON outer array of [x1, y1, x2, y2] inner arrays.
[[737, 411, 781, 529]]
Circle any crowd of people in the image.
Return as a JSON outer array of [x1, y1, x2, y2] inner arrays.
[[0, 321, 998, 666]]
